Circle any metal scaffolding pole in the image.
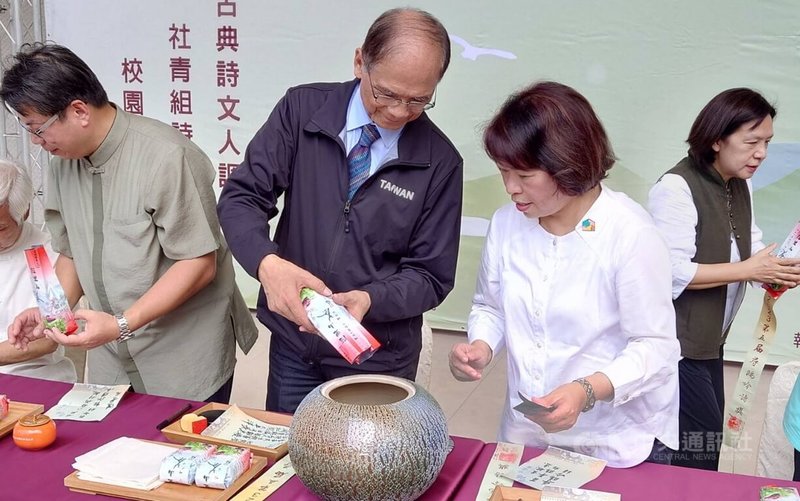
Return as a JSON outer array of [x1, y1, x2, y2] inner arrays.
[[31, 0, 41, 42], [0, 56, 7, 159], [11, 0, 31, 172], [0, 0, 47, 224]]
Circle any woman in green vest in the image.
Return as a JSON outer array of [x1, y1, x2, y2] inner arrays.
[[648, 88, 800, 471]]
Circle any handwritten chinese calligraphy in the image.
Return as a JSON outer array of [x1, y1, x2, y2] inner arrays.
[[202, 404, 289, 450], [722, 292, 778, 448], [230, 454, 295, 501], [513, 446, 606, 491], [45, 383, 129, 421]]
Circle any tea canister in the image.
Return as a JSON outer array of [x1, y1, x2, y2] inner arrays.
[[13, 413, 57, 450]]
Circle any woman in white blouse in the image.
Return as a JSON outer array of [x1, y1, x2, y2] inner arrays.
[[647, 88, 800, 470], [449, 81, 680, 467]]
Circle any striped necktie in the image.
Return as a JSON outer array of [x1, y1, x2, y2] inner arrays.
[[347, 123, 381, 200]]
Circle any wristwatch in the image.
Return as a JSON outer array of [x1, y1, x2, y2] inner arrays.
[[115, 314, 134, 343], [573, 377, 596, 412]]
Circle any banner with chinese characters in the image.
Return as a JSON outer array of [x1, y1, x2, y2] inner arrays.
[[45, 0, 800, 364]]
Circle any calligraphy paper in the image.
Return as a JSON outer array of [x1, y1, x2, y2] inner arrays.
[[725, 221, 800, 447], [46, 383, 129, 421], [201, 404, 289, 449], [476, 442, 525, 501], [723, 292, 777, 447], [230, 454, 295, 501], [510, 446, 606, 490]]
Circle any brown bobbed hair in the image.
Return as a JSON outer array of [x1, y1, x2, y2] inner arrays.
[[483, 81, 615, 196], [687, 88, 776, 167]]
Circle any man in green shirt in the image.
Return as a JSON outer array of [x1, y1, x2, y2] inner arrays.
[[2, 44, 257, 402]]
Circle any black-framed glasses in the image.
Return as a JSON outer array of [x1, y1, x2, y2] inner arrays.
[[366, 71, 436, 112], [4, 102, 59, 137]]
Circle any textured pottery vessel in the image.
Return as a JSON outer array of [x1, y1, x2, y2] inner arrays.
[[288, 374, 449, 501]]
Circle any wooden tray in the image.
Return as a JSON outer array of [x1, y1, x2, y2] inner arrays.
[[0, 401, 45, 438], [490, 486, 541, 501], [64, 439, 268, 501], [161, 402, 291, 461]]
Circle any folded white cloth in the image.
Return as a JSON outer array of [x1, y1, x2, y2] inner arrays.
[[73, 437, 176, 491]]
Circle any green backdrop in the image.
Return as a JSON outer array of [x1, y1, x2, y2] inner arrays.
[[46, 0, 800, 362]]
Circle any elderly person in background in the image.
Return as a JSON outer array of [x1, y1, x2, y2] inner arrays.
[[648, 88, 800, 470], [449, 81, 679, 467], [0, 159, 76, 382]]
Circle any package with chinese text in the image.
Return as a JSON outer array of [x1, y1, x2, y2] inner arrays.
[[763, 221, 800, 299], [159, 441, 216, 486], [194, 444, 252, 489], [759, 486, 800, 501], [300, 288, 381, 364], [23, 244, 78, 334]]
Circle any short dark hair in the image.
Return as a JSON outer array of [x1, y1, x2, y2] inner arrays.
[[687, 88, 776, 166], [0, 43, 108, 117], [483, 81, 615, 196], [361, 8, 451, 80]]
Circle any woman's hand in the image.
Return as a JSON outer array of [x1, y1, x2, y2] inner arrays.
[[527, 372, 613, 433], [449, 340, 493, 381], [523, 382, 587, 433], [744, 244, 800, 286]]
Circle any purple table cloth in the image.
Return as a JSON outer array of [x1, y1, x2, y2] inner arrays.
[[271, 435, 484, 500], [0, 373, 486, 500], [0, 373, 200, 500], [455, 443, 800, 501]]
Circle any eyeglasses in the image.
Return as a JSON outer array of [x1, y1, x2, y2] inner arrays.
[[366, 71, 436, 112], [4, 102, 59, 137]]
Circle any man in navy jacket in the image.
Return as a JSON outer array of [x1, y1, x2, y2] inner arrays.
[[217, 7, 463, 412]]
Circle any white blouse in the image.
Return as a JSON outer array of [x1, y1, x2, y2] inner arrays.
[[468, 186, 680, 467], [647, 174, 765, 333]]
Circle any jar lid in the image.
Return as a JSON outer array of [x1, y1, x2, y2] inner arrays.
[[18, 414, 51, 427]]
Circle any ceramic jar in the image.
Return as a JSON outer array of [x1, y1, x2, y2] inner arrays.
[[288, 374, 449, 501], [13, 414, 57, 450]]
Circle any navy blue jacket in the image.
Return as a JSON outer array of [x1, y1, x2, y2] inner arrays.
[[217, 79, 463, 366]]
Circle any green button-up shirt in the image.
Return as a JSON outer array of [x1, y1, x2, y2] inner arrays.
[[45, 107, 256, 400]]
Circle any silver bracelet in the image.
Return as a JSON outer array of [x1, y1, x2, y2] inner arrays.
[[573, 377, 596, 412]]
